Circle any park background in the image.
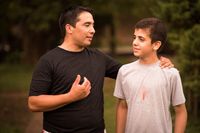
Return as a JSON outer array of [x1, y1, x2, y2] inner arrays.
[[0, 0, 200, 132]]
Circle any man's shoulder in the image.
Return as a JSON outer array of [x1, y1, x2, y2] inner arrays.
[[43, 47, 60, 56], [38, 47, 60, 62], [85, 47, 115, 60], [86, 47, 104, 55]]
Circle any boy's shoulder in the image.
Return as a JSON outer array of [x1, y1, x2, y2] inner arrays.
[[119, 60, 139, 75], [162, 67, 180, 77], [121, 60, 138, 69]]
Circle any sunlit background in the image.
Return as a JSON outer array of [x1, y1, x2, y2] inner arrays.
[[0, 0, 200, 132]]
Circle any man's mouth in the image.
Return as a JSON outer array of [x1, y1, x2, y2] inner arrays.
[[87, 36, 93, 41]]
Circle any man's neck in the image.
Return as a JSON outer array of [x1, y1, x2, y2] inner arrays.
[[59, 40, 84, 52]]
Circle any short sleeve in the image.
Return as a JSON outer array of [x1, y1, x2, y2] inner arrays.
[[171, 69, 186, 106], [104, 53, 122, 79], [29, 57, 52, 96], [113, 67, 125, 99]]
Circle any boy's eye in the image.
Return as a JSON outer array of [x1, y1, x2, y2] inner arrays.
[[139, 37, 145, 41]]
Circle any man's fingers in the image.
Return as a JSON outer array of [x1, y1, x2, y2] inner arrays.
[[81, 77, 91, 96], [160, 62, 174, 69], [73, 75, 81, 86], [85, 81, 91, 91], [81, 77, 90, 86], [85, 84, 91, 96]]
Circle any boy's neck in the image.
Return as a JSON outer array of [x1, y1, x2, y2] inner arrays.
[[139, 55, 159, 65]]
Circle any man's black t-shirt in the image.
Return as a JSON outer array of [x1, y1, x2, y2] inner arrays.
[[29, 47, 121, 133]]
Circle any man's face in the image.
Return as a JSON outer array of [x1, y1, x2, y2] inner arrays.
[[71, 11, 95, 48], [132, 28, 155, 58]]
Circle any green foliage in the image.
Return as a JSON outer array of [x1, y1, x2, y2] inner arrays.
[[152, 0, 193, 29], [4, 51, 21, 64], [152, 0, 200, 88], [6, 0, 61, 32], [186, 118, 200, 133], [151, 0, 200, 51], [181, 25, 200, 59], [180, 25, 200, 92]]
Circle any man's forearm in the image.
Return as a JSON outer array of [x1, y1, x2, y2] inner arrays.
[[28, 93, 74, 112]]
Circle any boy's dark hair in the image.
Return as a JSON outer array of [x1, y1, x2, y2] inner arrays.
[[59, 5, 93, 37], [134, 17, 167, 47]]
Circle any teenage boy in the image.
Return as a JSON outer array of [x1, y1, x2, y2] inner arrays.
[[114, 18, 187, 133]]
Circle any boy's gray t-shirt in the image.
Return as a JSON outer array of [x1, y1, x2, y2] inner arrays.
[[114, 60, 185, 133]]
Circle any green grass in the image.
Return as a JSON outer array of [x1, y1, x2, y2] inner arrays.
[[104, 78, 116, 133], [0, 63, 33, 92]]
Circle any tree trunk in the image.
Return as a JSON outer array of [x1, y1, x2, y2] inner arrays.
[[186, 89, 192, 113], [193, 92, 199, 120], [11, 24, 50, 64]]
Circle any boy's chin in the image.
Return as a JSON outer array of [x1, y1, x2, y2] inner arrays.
[[133, 53, 140, 57]]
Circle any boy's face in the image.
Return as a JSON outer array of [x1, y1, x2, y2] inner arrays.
[[132, 28, 156, 58]]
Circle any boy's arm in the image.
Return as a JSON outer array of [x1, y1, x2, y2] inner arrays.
[[116, 99, 128, 133], [174, 103, 187, 133]]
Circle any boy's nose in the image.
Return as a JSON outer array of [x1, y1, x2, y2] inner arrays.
[[132, 39, 138, 46]]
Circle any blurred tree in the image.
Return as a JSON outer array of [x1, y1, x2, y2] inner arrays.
[[88, 0, 136, 56], [180, 25, 200, 120], [4, 0, 61, 64], [1, 0, 119, 63], [152, 0, 200, 119], [0, 0, 156, 63]]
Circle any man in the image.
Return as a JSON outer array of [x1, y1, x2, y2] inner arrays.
[[28, 6, 173, 133]]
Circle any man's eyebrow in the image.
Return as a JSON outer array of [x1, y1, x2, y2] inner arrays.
[[83, 22, 94, 25], [85, 21, 94, 24]]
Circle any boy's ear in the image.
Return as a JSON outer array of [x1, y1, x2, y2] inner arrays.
[[153, 41, 161, 51], [65, 24, 74, 34]]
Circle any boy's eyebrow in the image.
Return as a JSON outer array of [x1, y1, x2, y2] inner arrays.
[[134, 35, 145, 38]]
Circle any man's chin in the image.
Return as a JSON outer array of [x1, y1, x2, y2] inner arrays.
[[84, 42, 92, 47]]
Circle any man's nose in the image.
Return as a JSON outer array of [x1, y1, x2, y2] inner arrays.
[[90, 26, 95, 34]]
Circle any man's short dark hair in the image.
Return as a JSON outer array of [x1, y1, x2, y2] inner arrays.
[[134, 17, 167, 46], [59, 5, 93, 37]]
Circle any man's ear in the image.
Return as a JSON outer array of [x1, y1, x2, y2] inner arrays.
[[65, 24, 73, 34], [153, 41, 161, 51]]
